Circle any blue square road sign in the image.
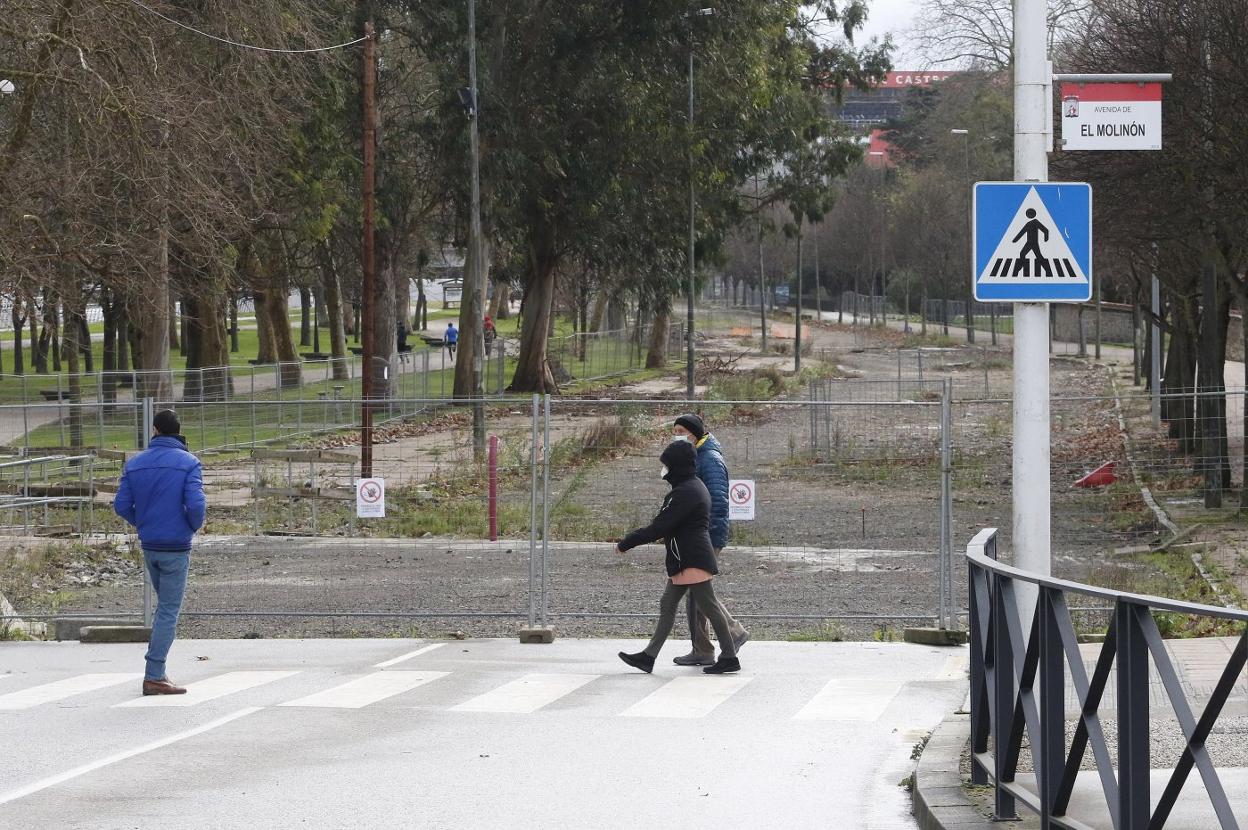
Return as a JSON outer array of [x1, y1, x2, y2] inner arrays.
[[973, 182, 1092, 302]]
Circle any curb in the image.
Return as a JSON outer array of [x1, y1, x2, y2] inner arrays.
[[911, 712, 998, 830]]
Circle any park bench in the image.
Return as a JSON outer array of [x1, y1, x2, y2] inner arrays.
[[37, 389, 69, 401]]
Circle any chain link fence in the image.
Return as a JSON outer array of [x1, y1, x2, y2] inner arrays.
[[2, 375, 1243, 639]]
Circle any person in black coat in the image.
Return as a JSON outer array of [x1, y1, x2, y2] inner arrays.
[[615, 440, 741, 675]]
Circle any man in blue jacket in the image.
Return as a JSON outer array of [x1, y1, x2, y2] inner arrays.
[[114, 410, 206, 695], [671, 414, 749, 666]]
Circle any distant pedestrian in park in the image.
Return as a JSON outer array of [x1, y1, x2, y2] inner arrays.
[[445, 322, 458, 361], [483, 314, 496, 350], [397, 320, 409, 352], [671, 414, 748, 666], [615, 440, 741, 675], [113, 410, 206, 696]]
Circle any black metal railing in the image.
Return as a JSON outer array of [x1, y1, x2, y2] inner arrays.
[[967, 527, 1248, 829]]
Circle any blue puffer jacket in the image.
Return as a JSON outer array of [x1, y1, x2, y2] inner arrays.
[[113, 435, 206, 552], [694, 433, 731, 549]]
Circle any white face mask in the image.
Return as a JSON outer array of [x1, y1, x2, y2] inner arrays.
[[660, 465, 669, 479], [672, 434, 691, 444]]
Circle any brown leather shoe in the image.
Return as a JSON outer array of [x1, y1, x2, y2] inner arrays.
[[142, 678, 187, 696]]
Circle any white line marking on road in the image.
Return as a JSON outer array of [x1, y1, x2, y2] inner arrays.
[[0, 674, 139, 710], [279, 671, 449, 709], [794, 678, 903, 721], [622, 676, 753, 719], [451, 673, 598, 714], [374, 643, 444, 668], [113, 671, 299, 708], [0, 707, 261, 806], [934, 654, 969, 681]]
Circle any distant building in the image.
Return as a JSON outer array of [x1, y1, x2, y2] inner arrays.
[[833, 71, 958, 126], [834, 71, 959, 167]]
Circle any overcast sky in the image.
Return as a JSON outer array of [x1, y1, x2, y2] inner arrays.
[[827, 0, 926, 69]]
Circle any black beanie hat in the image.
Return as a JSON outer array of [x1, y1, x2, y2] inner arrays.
[[674, 413, 706, 439], [153, 409, 181, 436]]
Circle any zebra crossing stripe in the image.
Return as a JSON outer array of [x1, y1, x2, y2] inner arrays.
[[374, 643, 444, 668], [0, 673, 139, 710], [793, 678, 902, 721], [451, 673, 599, 714], [114, 671, 300, 708], [621, 676, 752, 719], [279, 671, 448, 709], [0, 708, 260, 806]]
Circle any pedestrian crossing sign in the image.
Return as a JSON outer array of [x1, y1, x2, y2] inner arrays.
[[973, 182, 1092, 302]]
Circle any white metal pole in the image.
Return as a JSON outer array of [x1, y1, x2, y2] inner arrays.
[[1012, 0, 1051, 589]]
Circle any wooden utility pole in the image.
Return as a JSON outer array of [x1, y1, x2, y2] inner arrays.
[[361, 20, 376, 477]]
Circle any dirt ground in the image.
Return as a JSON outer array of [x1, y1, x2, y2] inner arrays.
[[7, 308, 1215, 643]]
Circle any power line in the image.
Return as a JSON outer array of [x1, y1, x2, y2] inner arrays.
[[125, 0, 369, 54]]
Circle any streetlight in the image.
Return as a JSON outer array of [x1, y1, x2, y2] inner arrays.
[[685, 7, 713, 400]]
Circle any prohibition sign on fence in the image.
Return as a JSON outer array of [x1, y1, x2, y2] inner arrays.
[[356, 477, 386, 518], [728, 479, 755, 521]]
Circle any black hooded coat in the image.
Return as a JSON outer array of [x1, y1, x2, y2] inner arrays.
[[617, 441, 719, 577]]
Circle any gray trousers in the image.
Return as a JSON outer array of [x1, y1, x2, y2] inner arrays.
[[687, 548, 745, 655], [644, 580, 737, 660]]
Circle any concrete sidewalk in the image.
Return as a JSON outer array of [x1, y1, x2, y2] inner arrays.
[[0, 638, 969, 830]]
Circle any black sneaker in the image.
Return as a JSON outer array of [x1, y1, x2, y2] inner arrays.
[[618, 651, 655, 673], [673, 651, 716, 667], [703, 656, 741, 674]]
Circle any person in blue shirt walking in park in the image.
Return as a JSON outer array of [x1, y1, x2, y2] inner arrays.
[[113, 409, 206, 696], [445, 322, 458, 361], [671, 414, 749, 666]]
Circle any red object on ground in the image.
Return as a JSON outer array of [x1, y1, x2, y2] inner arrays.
[[1075, 461, 1117, 488]]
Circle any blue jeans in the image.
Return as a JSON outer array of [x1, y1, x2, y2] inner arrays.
[[143, 550, 190, 681]]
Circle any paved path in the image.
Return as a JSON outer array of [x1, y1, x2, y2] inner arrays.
[[0, 638, 968, 829]]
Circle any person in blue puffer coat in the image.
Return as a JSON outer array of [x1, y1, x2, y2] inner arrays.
[[114, 409, 206, 697], [670, 414, 749, 666]]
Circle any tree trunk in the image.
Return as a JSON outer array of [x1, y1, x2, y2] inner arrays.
[[646, 302, 670, 369], [588, 289, 609, 334], [131, 277, 173, 400], [255, 289, 276, 364], [10, 299, 25, 376], [62, 293, 84, 448], [1162, 293, 1198, 453], [491, 278, 509, 320], [794, 219, 803, 374], [415, 277, 429, 331], [28, 295, 40, 374], [182, 294, 232, 401], [230, 296, 239, 353], [454, 236, 489, 398], [509, 236, 558, 393], [117, 299, 131, 373], [1197, 270, 1231, 503], [101, 287, 117, 402], [319, 241, 348, 381], [299, 287, 312, 347]]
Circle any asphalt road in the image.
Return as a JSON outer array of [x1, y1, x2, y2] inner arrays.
[[0, 638, 968, 830]]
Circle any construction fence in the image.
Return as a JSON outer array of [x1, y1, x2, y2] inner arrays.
[[5, 371, 1232, 641]]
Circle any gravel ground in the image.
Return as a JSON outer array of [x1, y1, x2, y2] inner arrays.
[[0, 318, 1187, 642]]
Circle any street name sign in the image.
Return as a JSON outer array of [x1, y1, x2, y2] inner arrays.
[[1061, 82, 1162, 151], [973, 182, 1092, 303]]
